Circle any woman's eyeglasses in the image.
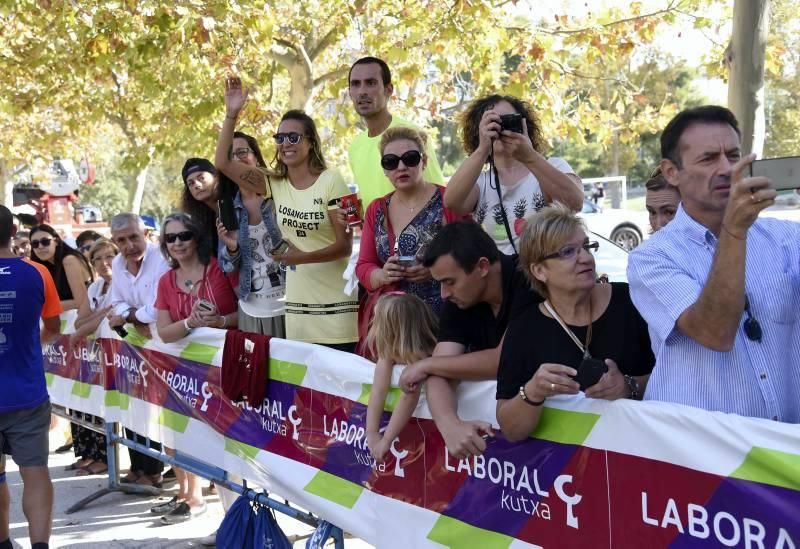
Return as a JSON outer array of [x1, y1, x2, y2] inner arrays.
[[31, 237, 53, 249], [381, 150, 422, 171], [744, 294, 762, 342], [273, 132, 306, 145], [164, 231, 194, 244], [231, 147, 253, 159], [542, 240, 599, 261]]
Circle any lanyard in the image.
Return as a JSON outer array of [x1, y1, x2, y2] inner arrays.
[[543, 298, 593, 358]]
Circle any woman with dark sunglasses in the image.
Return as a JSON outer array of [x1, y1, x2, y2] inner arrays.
[[355, 127, 466, 356], [215, 76, 356, 351], [155, 213, 237, 343], [29, 224, 93, 311], [150, 213, 236, 524]]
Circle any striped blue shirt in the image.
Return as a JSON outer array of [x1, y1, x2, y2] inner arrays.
[[627, 205, 800, 423]]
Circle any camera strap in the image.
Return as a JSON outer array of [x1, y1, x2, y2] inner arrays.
[[543, 299, 593, 358], [488, 143, 518, 255]]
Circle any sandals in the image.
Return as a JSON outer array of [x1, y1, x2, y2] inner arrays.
[[76, 461, 108, 476], [65, 459, 94, 471], [136, 473, 164, 489]]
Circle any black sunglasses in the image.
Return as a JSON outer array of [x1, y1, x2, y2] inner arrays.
[[381, 150, 422, 171], [164, 231, 194, 244], [273, 132, 306, 145], [31, 237, 53, 249], [744, 294, 762, 342]]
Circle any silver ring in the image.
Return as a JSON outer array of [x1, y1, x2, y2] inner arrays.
[[550, 383, 555, 391], [751, 193, 758, 203]]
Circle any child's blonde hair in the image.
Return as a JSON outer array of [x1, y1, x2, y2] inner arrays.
[[365, 293, 438, 364]]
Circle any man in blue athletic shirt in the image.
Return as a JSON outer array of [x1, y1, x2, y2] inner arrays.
[[0, 205, 61, 549]]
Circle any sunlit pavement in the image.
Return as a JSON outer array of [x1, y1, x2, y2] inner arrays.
[[5, 433, 373, 548]]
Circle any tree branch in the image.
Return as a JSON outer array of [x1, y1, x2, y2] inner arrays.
[[313, 67, 348, 87], [309, 27, 340, 62], [268, 38, 298, 68], [539, 1, 680, 35]]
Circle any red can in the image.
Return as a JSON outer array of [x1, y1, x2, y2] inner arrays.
[[338, 193, 363, 227]]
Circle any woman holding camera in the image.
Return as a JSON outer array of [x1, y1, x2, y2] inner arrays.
[[444, 95, 583, 255], [496, 203, 653, 442]]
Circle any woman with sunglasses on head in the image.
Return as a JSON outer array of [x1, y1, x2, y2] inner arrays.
[[216, 76, 356, 351], [67, 239, 120, 477], [444, 95, 583, 255], [29, 224, 93, 311], [215, 114, 287, 337], [496, 203, 653, 442]]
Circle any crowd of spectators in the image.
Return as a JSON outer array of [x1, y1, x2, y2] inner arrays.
[[1, 55, 798, 549]]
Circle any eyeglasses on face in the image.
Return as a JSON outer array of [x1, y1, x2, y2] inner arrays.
[[273, 132, 306, 145], [542, 240, 599, 261], [164, 231, 194, 244], [381, 150, 422, 171], [231, 147, 253, 159], [31, 237, 53, 249]]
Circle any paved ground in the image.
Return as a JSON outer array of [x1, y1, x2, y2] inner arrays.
[[5, 430, 373, 548]]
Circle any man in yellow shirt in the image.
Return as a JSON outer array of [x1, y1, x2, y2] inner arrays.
[[347, 56, 445, 209]]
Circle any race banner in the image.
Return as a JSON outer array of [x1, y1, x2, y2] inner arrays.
[[44, 321, 800, 548]]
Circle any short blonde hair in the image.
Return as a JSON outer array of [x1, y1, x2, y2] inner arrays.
[[518, 202, 586, 297], [88, 238, 118, 262], [365, 293, 438, 364], [380, 126, 428, 156]]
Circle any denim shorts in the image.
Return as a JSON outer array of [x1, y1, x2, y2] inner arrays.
[[0, 399, 51, 467]]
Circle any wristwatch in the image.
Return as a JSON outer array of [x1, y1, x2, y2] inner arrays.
[[624, 375, 640, 400], [519, 385, 545, 407]]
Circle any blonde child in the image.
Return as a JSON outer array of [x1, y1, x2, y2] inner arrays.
[[365, 293, 438, 461]]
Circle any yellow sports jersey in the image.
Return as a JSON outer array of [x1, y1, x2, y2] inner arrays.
[[348, 116, 445, 210], [269, 169, 358, 344]]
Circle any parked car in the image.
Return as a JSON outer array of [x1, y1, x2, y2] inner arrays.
[[579, 200, 650, 251], [591, 231, 629, 282]]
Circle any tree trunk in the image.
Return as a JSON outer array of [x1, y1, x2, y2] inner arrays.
[[129, 157, 152, 214], [726, 0, 770, 156], [288, 61, 313, 111], [0, 160, 10, 208]]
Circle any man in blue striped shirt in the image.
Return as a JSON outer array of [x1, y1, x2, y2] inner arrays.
[[628, 106, 800, 423]]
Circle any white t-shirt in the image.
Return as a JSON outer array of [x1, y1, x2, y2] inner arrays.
[[238, 221, 286, 318], [87, 278, 112, 312], [473, 157, 575, 255]]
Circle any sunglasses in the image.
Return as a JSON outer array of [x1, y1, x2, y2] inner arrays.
[[743, 294, 762, 342], [31, 237, 53, 249], [381, 150, 422, 171], [542, 240, 599, 261], [164, 231, 194, 244], [273, 132, 306, 145], [79, 244, 93, 253]]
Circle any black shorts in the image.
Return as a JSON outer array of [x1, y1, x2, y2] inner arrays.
[[0, 399, 51, 468]]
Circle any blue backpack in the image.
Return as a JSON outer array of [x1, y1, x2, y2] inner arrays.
[[217, 493, 292, 549]]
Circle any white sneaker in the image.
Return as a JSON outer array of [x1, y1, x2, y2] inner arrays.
[[199, 531, 216, 547]]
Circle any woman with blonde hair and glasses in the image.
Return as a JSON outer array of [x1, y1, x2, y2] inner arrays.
[[496, 203, 654, 442]]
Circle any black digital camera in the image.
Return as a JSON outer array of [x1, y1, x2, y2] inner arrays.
[[499, 113, 524, 134]]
